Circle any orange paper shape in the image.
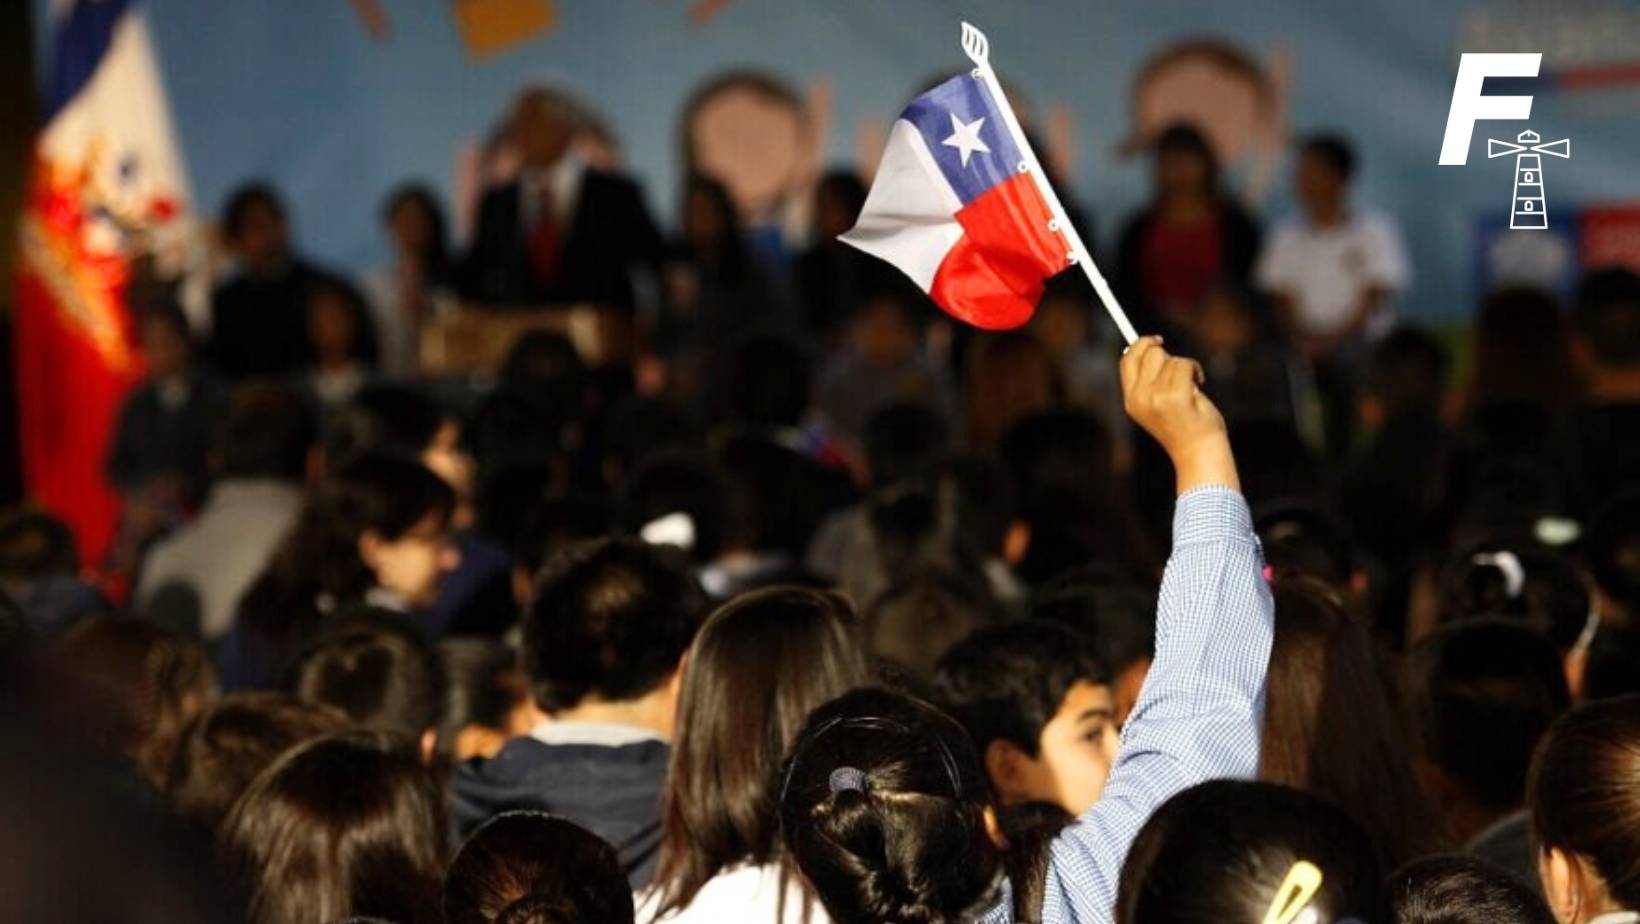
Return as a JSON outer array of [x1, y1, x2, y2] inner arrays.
[[453, 0, 556, 59]]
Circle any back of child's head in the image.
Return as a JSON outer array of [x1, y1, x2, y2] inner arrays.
[[654, 587, 872, 917], [1229, 419, 1325, 508], [217, 382, 317, 482], [1472, 286, 1578, 406], [219, 730, 446, 924], [1387, 855, 1555, 924], [863, 402, 950, 488], [0, 509, 78, 590], [1402, 619, 1570, 814], [444, 811, 634, 924], [934, 620, 1105, 759], [48, 616, 215, 789], [293, 613, 440, 736], [1368, 325, 1449, 419], [1262, 577, 1444, 868], [1030, 566, 1157, 678], [522, 537, 705, 712], [1575, 266, 1640, 370], [865, 567, 1004, 682], [1585, 624, 1640, 701], [167, 691, 350, 832], [600, 395, 702, 487], [1528, 695, 1640, 912], [1116, 780, 1381, 924], [712, 333, 813, 430], [431, 639, 531, 764], [616, 450, 727, 565], [1587, 489, 1640, 619], [718, 433, 826, 558], [779, 687, 1002, 924], [509, 496, 611, 582], [1001, 409, 1115, 502], [1256, 501, 1359, 589], [1437, 538, 1593, 655], [326, 383, 445, 464]]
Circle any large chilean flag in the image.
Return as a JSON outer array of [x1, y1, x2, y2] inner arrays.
[[841, 73, 1071, 330], [15, 0, 192, 566]]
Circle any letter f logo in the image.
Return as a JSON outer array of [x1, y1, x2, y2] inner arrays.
[[1439, 53, 1542, 165]]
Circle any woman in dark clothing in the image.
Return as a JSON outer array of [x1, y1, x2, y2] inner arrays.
[[1115, 123, 1261, 340]]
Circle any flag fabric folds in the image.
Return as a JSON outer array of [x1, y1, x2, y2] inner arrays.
[[15, 0, 192, 565], [841, 73, 1071, 330]]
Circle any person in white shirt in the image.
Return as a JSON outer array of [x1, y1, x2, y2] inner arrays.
[[1256, 134, 1410, 459], [136, 383, 315, 639], [638, 587, 874, 924]]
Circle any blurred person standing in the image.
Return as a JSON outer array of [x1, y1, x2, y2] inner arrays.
[[209, 184, 326, 381], [1115, 123, 1262, 339], [1257, 133, 1409, 460], [362, 184, 454, 378], [301, 276, 379, 419], [460, 87, 663, 308], [106, 302, 226, 530]]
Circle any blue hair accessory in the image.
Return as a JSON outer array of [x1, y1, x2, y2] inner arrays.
[[829, 766, 869, 795]]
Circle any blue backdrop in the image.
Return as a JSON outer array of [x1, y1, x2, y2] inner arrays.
[[31, 0, 1640, 323]]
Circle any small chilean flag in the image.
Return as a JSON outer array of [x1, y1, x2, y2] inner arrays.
[[841, 72, 1072, 330]]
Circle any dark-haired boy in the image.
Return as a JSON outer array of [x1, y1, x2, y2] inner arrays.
[[936, 620, 1119, 816], [450, 537, 705, 889]]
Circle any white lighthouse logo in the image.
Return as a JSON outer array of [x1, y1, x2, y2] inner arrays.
[[1487, 129, 1570, 229]]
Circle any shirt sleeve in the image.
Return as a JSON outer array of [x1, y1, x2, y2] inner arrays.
[[1254, 224, 1298, 293], [1361, 215, 1411, 292], [984, 486, 1273, 924]]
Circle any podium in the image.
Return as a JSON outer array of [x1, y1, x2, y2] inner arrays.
[[418, 304, 634, 377]]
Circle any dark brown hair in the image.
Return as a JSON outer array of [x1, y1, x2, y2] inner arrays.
[[1470, 286, 1580, 407], [1260, 577, 1448, 868], [166, 691, 350, 831], [651, 587, 872, 918], [1116, 780, 1381, 924], [49, 616, 215, 789], [218, 731, 447, 924], [780, 687, 1053, 924], [445, 811, 635, 924], [965, 332, 1066, 450], [293, 612, 440, 736], [1529, 695, 1640, 910]]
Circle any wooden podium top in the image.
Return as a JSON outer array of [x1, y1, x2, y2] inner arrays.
[[419, 305, 630, 376]]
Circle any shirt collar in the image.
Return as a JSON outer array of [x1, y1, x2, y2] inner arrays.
[[529, 720, 664, 747]]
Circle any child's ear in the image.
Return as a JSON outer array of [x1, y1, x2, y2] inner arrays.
[[1003, 521, 1031, 567], [1540, 846, 1583, 924], [983, 738, 1029, 801], [358, 531, 384, 570]]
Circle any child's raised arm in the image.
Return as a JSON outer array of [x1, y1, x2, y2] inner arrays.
[[984, 337, 1274, 924]]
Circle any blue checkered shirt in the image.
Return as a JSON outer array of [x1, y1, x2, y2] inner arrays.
[[979, 486, 1274, 924]]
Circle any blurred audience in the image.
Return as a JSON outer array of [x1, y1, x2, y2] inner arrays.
[[14, 73, 1640, 924]]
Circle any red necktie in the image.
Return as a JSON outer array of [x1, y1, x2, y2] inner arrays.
[[529, 184, 561, 291]]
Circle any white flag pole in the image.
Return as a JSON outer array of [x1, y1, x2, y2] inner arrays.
[[960, 22, 1139, 346]]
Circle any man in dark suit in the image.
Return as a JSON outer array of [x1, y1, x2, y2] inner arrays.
[[460, 88, 664, 308]]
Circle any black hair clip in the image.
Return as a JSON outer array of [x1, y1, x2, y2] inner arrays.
[[829, 766, 869, 795]]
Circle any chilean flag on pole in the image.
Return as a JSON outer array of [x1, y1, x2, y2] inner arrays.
[[842, 73, 1070, 330], [842, 24, 1137, 341], [15, 0, 193, 566]]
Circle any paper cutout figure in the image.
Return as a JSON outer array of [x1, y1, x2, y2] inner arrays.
[[452, 0, 556, 60]]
